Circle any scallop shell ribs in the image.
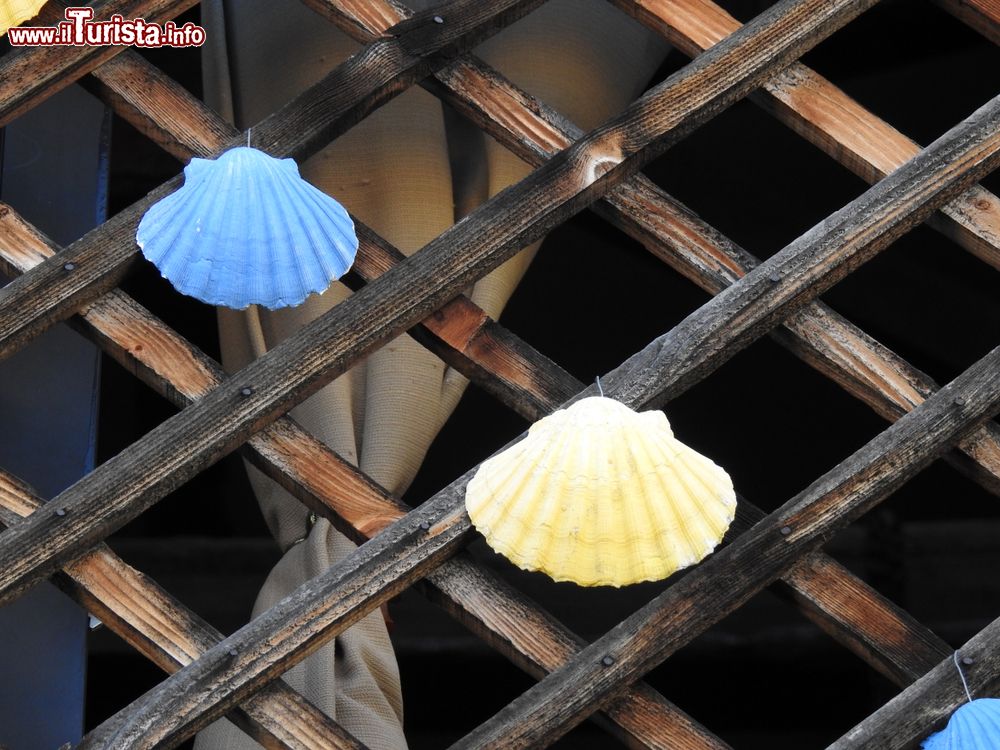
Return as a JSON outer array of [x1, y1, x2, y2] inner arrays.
[[136, 146, 358, 310], [465, 396, 736, 587], [923, 699, 1000, 750]]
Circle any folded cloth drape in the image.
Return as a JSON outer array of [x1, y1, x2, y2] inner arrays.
[[196, 2, 667, 747]]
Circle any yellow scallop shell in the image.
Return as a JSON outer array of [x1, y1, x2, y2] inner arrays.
[[465, 396, 736, 587], [1, 0, 47, 35]]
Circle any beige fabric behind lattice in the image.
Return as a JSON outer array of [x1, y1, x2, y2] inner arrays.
[[196, 2, 667, 747]]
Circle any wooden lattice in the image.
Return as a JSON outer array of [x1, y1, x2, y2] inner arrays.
[[1, 0, 999, 747]]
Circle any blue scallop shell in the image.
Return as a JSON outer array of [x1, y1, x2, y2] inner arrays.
[[136, 146, 358, 310], [923, 700, 1000, 750]]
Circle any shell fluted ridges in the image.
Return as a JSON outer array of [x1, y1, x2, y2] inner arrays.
[[1, 0, 47, 34], [136, 146, 358, 310], [465, 396, 736, 587], [923, 699, 1000, 750]]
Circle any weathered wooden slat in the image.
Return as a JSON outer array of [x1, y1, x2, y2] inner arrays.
[[423, 554, 731, 750], [0, 197, 946, 708], [611, 0, 1000, 269], [0, 470, 365, 750], [74, 34, 964, 686], [0, 0, 198, 128], [87, 3, 1000, 496], [0, 0, 873, 607], [297, 0, 1000, 494], [0, 206, 728, 750], [76, 78, 1000, 747], [934, 0, 1000, 46], [13, 0, 976, 732], [731, 503, 950, 685], [87, 53, 233, 159], [0, 0, 544, 363], [830, 617, 1000, 749], [450, 347, 1000, 749], [779, 553, 951, 687]]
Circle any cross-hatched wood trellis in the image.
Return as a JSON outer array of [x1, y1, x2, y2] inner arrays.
[[0, 0, 999, 746]]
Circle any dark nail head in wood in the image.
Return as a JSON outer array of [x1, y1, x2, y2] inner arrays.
[[601, 655, 615, 667], [780, 525, 792, 536], [418, 521, 431, 532]]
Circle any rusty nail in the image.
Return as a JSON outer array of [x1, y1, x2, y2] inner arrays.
[[601, 655, 615, 667], [780, 525, 792, 536]]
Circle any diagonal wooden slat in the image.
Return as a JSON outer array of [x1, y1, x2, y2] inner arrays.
[[0, 470, 366, 750], [3, 0, 992, 748], [830, 617, 1000, 749], [88, 0, 1000, 527], [296, 0, 1000, 495], [75, 78, 1000, 748], [0, 185, 948, 696], [316, 0, 1000, 272], [611, 0, 1000, 270], [0, 0, 198, 128], [453, 342, 1000, 750], [88, 0, 1000, 499], [0, 208, 725, 750], [0, 0, 544, 362], [731, 503, 950, 686], [0, 0, 873, 608], [0, 0, 984, 736], [934, 0, 1000, 46]]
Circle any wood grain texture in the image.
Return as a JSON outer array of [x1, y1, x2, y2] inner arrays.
[[434, 52, 1000, 495], [0, 0, 198, 128], [0, 199, 943, 742], [0, 0, 543, 363], [0, 0, 873, 608], [300, 0, 1000, 495], [611, 0, 1000, 270], [830, 616, 1000, 749], [75, 53, 1000, 749], [729, 503, 950, 687], [934, 0, 1000, 46], [450, 344, 1000, 749], [0, 471, 365, 750], [779, 554, 950, 686], [88, 52, 233, 159], [77, 7, 977, 689], [605, 93, 1000, 411], [0, 208, 724, 749]]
